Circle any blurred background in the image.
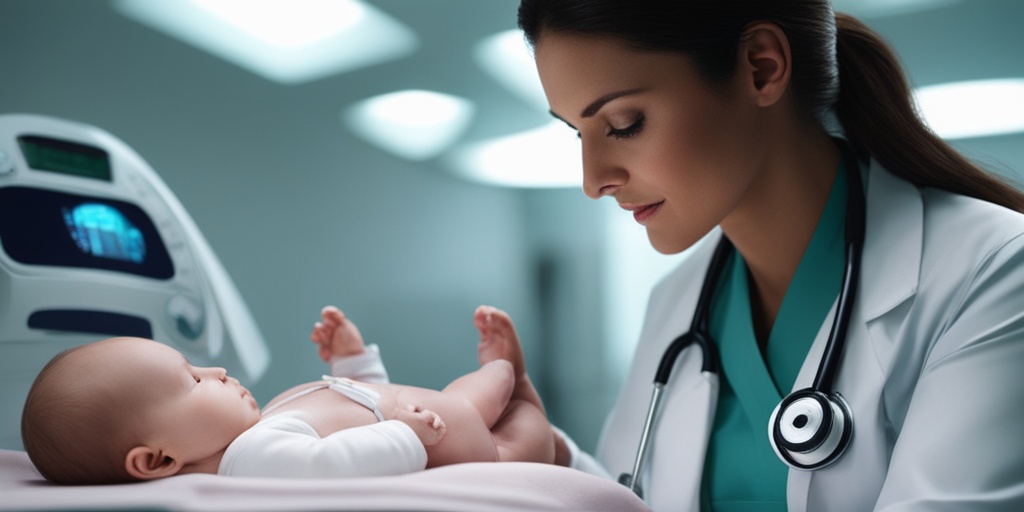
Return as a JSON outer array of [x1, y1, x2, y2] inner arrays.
[[1, 0, 1022, 453]]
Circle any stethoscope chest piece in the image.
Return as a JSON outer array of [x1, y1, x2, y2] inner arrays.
[[769, 388, 853, 470]]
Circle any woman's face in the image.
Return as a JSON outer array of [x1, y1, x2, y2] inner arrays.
[[535, 32, 766, 254]]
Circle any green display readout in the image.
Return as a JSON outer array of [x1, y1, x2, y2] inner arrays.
[[18, 135, 112, 181]]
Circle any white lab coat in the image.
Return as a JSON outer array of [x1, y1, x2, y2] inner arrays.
[[582, 161, 1024, 511]]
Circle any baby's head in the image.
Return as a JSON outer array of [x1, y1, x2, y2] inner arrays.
[[21, 337, 260, 485]]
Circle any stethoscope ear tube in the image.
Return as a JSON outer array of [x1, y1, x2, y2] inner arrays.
[[618, 383, 665, 498]]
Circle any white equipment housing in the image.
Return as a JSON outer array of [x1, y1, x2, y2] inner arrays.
[[0, 114, 269, 449]]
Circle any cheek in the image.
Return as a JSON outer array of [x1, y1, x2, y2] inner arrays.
[[637, 107, 758, 253], [669, 96, 751, 166]]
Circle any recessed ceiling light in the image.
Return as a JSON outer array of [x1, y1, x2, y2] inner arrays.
[[113, 0, 419, 85], [449, 121, 581, 188], [832, 0, 960, 17], [344, 90, 476, 161], [474, 29, 548, 110], [914, 78, 1024, 140]]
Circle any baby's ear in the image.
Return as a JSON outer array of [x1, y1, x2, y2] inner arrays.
[[124, 446, 181, 480]]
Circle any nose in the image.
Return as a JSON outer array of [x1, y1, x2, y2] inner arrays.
[[200, 366, 229, 382], [580, 140, 626, 199]]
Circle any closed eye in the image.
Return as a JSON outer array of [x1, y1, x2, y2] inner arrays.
[[608, 114, 645, 139]]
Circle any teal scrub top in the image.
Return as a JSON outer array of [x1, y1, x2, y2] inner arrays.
[[700, 160, 849, 512]]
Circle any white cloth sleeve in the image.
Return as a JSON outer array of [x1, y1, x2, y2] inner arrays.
[[329, 344, 389, 383], [552, 425, 613, 480], [220, 414, 427, 478]]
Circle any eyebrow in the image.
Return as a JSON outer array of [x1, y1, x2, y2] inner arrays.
[[581, 88, 646, 118], [548, 88, 648, 128]]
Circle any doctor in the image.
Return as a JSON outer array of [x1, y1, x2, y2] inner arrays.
[[519, 1, 1024, 510]]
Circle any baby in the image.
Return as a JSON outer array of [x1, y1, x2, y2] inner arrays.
[[21, 305, 556, 485]]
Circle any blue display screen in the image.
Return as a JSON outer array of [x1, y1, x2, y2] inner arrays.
[[0, 187, 173, 279], [63, 203, 147, 264]]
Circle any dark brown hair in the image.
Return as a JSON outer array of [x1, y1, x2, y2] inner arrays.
[[518, 0, 1024, 211]]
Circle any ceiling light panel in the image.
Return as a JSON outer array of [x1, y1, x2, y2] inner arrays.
[[344, 90, 476, 161], [914, 78, 1024, 140], [474, 29, 548, 111], [113, 0, 419, 85], [449, 121, 581, 188]]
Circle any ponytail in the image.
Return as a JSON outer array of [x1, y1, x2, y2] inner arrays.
[[833, 13, 1024, 212]]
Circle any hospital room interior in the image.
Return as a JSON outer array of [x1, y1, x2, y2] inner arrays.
[[2, 0, 1024, 483]]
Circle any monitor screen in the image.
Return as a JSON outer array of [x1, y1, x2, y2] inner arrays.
[[0, 187, 174, 279]]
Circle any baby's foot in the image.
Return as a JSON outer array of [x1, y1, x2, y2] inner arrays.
[[474, 305, 526, 378], [475, 305, 547, 415], [310, 306, 366, 362], [395, 405, 447, 446]]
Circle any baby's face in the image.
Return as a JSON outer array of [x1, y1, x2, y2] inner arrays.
[[99, 338, 261, 462]]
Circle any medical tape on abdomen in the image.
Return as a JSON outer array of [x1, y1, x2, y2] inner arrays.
[[322, 376, 386, 422]]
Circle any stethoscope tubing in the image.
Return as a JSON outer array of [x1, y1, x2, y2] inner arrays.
[[619, 383, 665, 497], [619, 237, 731, 496], [813, 145, 865, 392]]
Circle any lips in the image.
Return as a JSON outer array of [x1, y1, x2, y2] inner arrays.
[[624, 201, 663, 224]]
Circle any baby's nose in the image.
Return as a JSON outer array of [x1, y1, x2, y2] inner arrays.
[[202, 366, 229, 381]]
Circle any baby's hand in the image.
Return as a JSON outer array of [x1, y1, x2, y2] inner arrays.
[[310, 306, 366, 361], [396, 404, 446, 446]]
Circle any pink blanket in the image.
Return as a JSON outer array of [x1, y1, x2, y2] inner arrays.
[[0, 450, 649, 511]]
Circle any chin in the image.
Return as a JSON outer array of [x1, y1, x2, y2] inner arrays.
[[648, 233, 695, 255]]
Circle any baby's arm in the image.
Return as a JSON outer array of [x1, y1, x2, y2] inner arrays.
[[311, 306, 390, 383], [394, 405, 446, 446], [221, 417, 428, 478]]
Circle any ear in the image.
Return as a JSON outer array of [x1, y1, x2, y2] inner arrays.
[[124, 445, 182, 480], [736, 22, 792, 107]]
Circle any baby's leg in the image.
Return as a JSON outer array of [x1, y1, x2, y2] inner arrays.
[[474, 306, 545, 415], [440, 359, 515, 429], [490, 399, 556, 463], [473, 306, 556, 463], [310, 306, 366, 362]]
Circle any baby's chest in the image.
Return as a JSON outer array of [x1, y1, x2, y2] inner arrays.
[[264, 386, 384, 437]]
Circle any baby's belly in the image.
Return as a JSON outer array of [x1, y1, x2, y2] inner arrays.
[[264, 381, 498, 465], [263, 383, 380, 436]]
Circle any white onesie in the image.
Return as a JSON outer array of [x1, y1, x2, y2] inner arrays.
[[217, 345, 428, 478]]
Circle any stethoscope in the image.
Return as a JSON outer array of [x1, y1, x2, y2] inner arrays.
[[619, 141, 867, 497]]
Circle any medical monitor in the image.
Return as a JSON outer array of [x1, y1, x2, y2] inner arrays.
[[0, 114, 270, 450]]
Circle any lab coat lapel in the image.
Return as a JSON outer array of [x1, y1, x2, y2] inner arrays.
[[786, 161, 923, 512], [857, 161, 923, 320]]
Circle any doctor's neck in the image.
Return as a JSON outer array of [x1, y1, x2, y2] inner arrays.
[[720, 123, 842, 342]]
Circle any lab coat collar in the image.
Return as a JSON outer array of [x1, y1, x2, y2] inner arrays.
[[857, 160, 923, 320]]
